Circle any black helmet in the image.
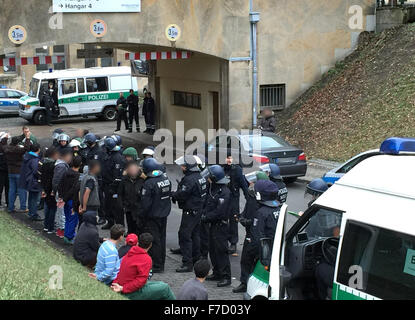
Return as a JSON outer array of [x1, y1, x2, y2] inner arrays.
[[142, 158, 161, 175], [254, 180, 280, 207], [306, 178, 329, 197], [104, 137, 117, 151], [84, 133, 97, 146], [207, 165, 229, 185], [175, 155, 199, 172]]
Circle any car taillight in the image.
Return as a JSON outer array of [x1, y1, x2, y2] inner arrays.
[[298, 153, 306, 161], [253, 154, 270, 164]]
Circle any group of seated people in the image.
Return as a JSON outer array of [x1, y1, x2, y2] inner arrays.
[[73, 219, 211, 300]]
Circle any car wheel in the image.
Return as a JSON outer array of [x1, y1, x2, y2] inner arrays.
[[284, 177, 297, 184], [102, 106, 117, 121], [33, 111, 46, 125]]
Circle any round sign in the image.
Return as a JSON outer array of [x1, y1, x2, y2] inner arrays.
[[165, 24, 181, 42], [8, 25, 27, 44], [90, 19, 108, 38]]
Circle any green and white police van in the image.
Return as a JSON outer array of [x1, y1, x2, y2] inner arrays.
[[19, 66, 138, 124], [246, 137, 415, 300]]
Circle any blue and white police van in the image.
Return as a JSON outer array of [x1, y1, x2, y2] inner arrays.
[[0, 86, 27, 116]]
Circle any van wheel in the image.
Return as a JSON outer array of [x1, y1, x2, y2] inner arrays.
[[102, 107, 117, 121], [33, 111, 46, 125]]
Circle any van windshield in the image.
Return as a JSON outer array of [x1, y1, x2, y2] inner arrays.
[[28, 79, 40, 98]]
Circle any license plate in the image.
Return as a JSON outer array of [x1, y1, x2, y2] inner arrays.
[[275, 157, 296, 165]]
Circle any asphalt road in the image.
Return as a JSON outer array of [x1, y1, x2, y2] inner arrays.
[[0, 115, 309, 299]]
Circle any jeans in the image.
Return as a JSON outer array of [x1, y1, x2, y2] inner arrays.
[[8, 173, 27, 212], [64, 200, 79, 240], [44, 202, 57, 232], [28, 192, 40, 218]]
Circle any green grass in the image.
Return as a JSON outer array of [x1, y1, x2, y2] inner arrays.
[[0, 212, 126, 300]]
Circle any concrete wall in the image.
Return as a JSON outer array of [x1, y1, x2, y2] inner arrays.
[[376, 6, 415, 32]]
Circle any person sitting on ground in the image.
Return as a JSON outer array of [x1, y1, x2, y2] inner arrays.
[[119, 233, 138, 259], [73, 211, 103, 269], [177, 259, 210, 300], [111, 233, 176, 300], [89, 224, 125, 285]]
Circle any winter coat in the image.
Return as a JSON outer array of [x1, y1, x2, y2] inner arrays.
[[39, 157, 57, 207], [259, 115, 276, 133], [73, 211, 101, 265], [142, 97, 156, 123], [52, 160, 69, 195], [113, 246, 153, 294], [117, 175, 145, 219], [58, 168, 80, 203], [4, 139, 31, 174], [19, 152, 41, 192]]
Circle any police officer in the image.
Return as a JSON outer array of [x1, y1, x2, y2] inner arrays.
[[305, 178, 328, 208], [40, 81, 58, 126], [51, 129, 65, 148], [172, 155, 207, 273], [56, 133, 71, 155], [122, 147, 140, 163], [115, 92, 129, 132], [223, 154, 249, 255], [202, 165, 232, 287], [101, 137, 126, 229], [141, 158, 172, 273], [260, 163, 288, 204], [127, 89, 140, 133], [84, 133, 107, 225]]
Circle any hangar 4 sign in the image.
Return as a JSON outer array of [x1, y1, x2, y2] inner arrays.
[[53, 0, 141, 13]]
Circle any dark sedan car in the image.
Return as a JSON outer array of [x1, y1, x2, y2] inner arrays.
[[203, 131, 307, 183]]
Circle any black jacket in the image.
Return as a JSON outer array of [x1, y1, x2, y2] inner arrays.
[[223, 164, 249, 200], [127, 94, 139, 110], [259, 116, 276, 133], [118, 174, 145, 218], [102, 151, 126, 193], [73, 211, 101, 265], [39, 157, 57, 207], [251, 204, 280, 243], [204, 183, 231, 223], [19, 152, 41, 192], [270, 177, 288, 204], [0, 139, 8, 173], [141, 171, 172, 219], [172, 171, 207, 212], [116, 96, 127, 111], [142, 97, 156, 123], [239, 189, 259, 238], [58, 168, 80, 204]]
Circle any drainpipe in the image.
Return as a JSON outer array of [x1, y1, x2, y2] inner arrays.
[[250, 9, 260, 128]]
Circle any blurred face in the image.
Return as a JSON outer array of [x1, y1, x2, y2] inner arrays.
[[76, 129, 84, 137], [63, 154, 73, 164], [226, 156, 233, 165], [91, 164, 101, 175], [125, 156, 133, 162], [60, 140, 67, 147], [126, 164, 140, 177]]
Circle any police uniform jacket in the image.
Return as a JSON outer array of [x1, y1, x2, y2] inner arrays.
[[141, 171, 172, 219]]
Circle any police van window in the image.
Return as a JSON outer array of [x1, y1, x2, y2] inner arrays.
[[60, 79, 76, 95], [77, 78, 85, 94], [86, 77, 108, 93], [29, 79, 40, 98], [337, 221, 415, 300], [0, 91, 6, 98], [301, 208, 342, 240]]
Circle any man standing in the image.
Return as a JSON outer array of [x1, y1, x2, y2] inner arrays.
[[202, 165, 232, 287], [142, 92, 156, 135], [258, 107, 276, 133], [223, 154, 249, 255], [18, 126, 37, 145], [141, 158, 172, 273], [115, 92, 129, 132], [40, 81, 58, 126], [78, 160, 101, 217], [127, 89, 140, 133], [19, 143, 42, 221], [172, 156, 207, 273], [0, 132, 9, 209]]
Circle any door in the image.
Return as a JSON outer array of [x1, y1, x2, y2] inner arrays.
[[58, 78, 79, 116]]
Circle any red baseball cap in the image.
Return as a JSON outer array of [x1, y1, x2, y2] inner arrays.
[[126, 234, 138, 246]]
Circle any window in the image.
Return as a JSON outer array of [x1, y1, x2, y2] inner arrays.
[[60, 79, 76, 95], [85, 58, 96, 68], [240, 135, 291, 152], [0, 91, 7, 98], [7, 90, 23, 99], [101, 57, 113, 68], [86, 77, 108, 92], [77, 78, 85, 94], [337, 153, 379, 174], [1, 52, 17, 73], [173, 91, 201, 109], [36, 47, 49, 71], [110, 75, 131, 91], [260, 84, 286, 110], [302, 208, 342, 240], [337, 221, 415, 300], [28, 79, 40, 98], [53, 45, 66, 70]]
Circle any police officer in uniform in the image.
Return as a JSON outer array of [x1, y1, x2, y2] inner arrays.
[[260, 163, 288, 204], [127, 89, 140, 133], [223, 154, 249, 255], [172, 156, 207, 273], [202, 165, 232, 287], [84, 133, 107, 225], [101, 137, 126, 229], [141, 158, 172, 273], [40, 81, 58, 126]]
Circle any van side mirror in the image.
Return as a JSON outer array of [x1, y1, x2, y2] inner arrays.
[[260, 238, 273, 269]]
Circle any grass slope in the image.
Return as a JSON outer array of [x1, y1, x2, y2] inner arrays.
[[0, 212, 125, 300], [277, 24, 415, 162]]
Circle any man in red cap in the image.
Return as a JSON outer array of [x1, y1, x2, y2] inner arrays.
[[118, 233, 138, 259]]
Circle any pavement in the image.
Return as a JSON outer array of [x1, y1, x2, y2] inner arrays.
[[0, 115, 340, 300]]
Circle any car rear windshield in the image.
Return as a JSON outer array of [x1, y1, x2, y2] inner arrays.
[[240, 135, 291, 151], [28, 79, 39, 98]]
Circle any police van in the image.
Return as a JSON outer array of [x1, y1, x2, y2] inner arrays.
[[18, 66, 138, 124], [246, 137, 415, 300]]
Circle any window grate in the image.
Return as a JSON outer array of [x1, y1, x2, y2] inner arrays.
[[260, 84, 286, 110], [172, 91, 201, 109]]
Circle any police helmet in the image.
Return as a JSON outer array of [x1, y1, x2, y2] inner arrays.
[[207, 165, 229, 185], [142, 157, 161, 175], [69, 139, 81, 148], [175, 155, 200, 172], [254, 180, 280, 207], [58, 133, 71, 143], [104, 137, 117, 151], [52, 129, 64, 140], [123, 147, 139, 161], [260, 163, 282, 180], [306, 178, 328, 197], [142, 146, 155, 157], [111, 135, 122, 146], [194, 154, 206, 170], [83, 133, 97, 146]]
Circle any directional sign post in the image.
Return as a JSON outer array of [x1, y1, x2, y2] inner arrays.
[[53, 0, 141, 13]]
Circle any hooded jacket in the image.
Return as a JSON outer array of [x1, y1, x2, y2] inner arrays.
[[52, 159, 69, 195], [113, 246, 152, 294], [19, 152, 41, 192], [73, 211, 101, 265]]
